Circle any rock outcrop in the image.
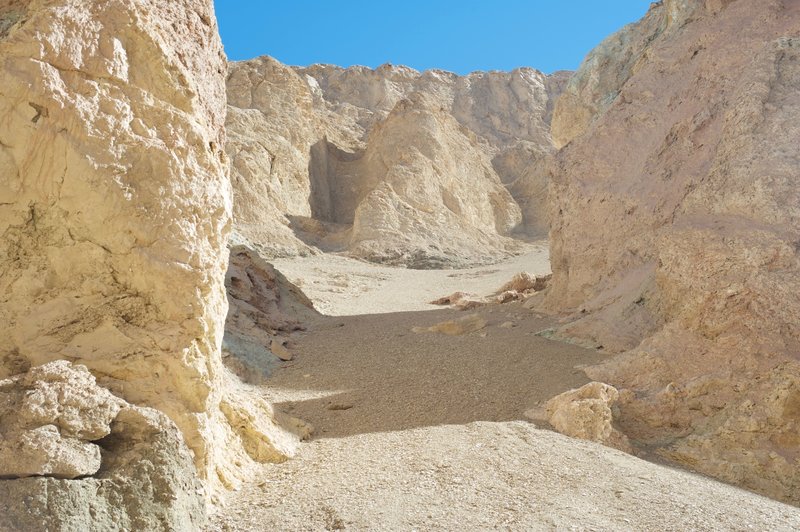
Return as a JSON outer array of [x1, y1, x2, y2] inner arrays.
[[530, 382, 632, 453], [0, 0, 300, 510], [227, 56, 569, 267], [545, 0, 800, 504], [0, 361, 205, 531], [224, 245, 317, 384]]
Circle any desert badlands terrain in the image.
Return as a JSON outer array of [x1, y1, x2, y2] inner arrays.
[[0, 0, 799, 530]]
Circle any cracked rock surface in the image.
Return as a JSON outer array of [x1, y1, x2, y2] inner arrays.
[[0, 361, 205, 531], [0, 0, 301, 504]]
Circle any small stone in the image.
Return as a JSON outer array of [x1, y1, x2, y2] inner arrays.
[[413, 314, 487, 336], [271, 339, 293, 361]]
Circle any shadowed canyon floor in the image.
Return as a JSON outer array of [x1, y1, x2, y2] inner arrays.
[[208, 254, 800, 531]]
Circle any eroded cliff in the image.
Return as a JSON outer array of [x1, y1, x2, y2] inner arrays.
[[227, 56, 569, 267], [0, 0, 301, 520], [545, 0, 800, 504]]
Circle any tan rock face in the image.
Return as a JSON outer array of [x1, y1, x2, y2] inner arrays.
[[227, 56, 569, 267], [534, 382, 632, 453], [551, 3, 667, 149], [0, 0, 296, 500], [545, 0, 800, 504]]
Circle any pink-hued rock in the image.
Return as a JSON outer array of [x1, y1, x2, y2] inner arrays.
[[545, 0, 800, 504]]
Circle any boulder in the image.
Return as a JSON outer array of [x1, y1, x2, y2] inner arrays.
[[0, 362, 205, 531], [533, 382, 632, 453]]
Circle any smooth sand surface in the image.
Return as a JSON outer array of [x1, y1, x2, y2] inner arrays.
[[271, 242, 550, 315]]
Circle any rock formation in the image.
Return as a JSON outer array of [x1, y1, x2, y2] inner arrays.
[[544, 0, 800, 504], [227, 56, 569, 267], [0, 0, 300, 518], [224, 245, 317, 384], [529, 382, 632, 453], [0, 361, 204, 531]]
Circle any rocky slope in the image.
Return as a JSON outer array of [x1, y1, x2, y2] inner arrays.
[[227, 56, 569, 267], [543, 0, 800, 505], [0, 0, 301, 522]]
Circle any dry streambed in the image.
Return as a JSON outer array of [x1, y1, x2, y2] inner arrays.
[[209, 253, 800, 531]]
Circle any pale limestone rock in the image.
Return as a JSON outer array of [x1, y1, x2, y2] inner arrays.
[[429, 291, 487, 311], [226, 56, 568, 267], [0, 362, 204, 530], [427, 272, 552, 309], [496, 272, 551, 294], [346, 94, 522, 268], [2, 360, 123, 439], [544, 0, 800, 504], [220, 388, 310, 467], [0, 425, 101, 479], [0, 0, 298, 502], [430, 292, 473, 306], [270, 339, 293, 362], [0, 360, 122, 479], [534, 382, 631, 453]]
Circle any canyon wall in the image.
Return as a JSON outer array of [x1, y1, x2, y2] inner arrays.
[[0, 0, 299, 516], [545, 0, 800, 504], [227, 56, 569, 267]]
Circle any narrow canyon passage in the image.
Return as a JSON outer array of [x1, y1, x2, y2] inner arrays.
[[209, 252, 800, 531]]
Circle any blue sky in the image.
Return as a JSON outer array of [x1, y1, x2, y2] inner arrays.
[[214, 1, 651, 75]]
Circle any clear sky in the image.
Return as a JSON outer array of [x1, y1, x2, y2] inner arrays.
[[214, 1, 651, 75]]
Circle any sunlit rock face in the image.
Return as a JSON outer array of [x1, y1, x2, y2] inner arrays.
[[545, 0, 800, 504], [0, 361, 205, 531], [0, 0, 300, 506], [226, 56, 569, 268]]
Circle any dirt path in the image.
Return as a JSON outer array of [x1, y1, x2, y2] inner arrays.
[[208, 254, 800, 531]]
